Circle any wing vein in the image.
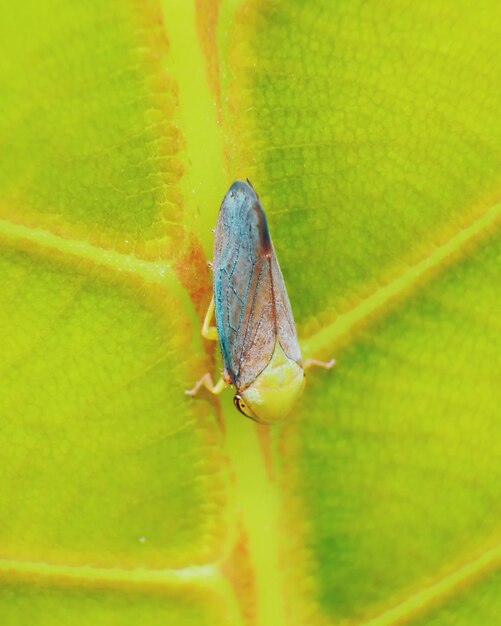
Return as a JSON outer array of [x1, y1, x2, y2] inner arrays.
[[236, 260, 265, 378]]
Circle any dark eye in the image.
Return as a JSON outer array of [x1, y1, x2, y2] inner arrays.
[[233, 394, 253, 419]]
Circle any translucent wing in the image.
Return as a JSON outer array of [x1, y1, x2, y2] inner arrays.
[[213, 181, 301, 390]]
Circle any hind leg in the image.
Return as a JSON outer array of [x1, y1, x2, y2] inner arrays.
[[201, 297, 218, 341], [303, 358, 336, 370]]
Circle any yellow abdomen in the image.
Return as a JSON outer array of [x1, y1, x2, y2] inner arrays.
[[239, 340, 305, 424]]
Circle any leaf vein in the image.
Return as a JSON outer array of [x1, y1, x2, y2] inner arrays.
[[302, 200, 501, 359], [356, 542, 501, 626]]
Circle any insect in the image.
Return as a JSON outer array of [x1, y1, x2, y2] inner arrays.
[[186, 180, 334, 424]]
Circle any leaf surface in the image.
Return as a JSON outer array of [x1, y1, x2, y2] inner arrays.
[[0, 1, 499, 625]]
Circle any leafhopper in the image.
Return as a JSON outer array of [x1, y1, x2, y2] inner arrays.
[[187, 180, 334, 423]]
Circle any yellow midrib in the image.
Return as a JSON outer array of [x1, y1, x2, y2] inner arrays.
[[224, 417, 288, 626], [160, 3, 289, 625], [160, 0, 228, 259]]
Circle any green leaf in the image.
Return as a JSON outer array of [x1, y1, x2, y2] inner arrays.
[[0, 1, 499, 625]]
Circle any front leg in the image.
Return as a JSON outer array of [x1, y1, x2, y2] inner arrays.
[[188, 298, 230, 397], [185, 373, 228, 396]]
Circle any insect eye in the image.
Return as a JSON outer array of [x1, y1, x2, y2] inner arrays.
[[233, 394, 253, 419]]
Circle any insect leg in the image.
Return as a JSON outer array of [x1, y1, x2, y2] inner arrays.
[[303, 357, 336, 370], [201, 297, 218, 341], [185, 373, 228, 396]]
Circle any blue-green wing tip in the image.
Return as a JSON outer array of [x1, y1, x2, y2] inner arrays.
[[228, 179, 256, 196], [226, 180, 271, 252]]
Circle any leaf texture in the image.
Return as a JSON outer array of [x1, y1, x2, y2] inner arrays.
[[0, 1, 499, 625]]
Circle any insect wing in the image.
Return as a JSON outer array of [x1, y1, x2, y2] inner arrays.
[[269, 245, 302, 365], [213, 181, 301, 390]]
